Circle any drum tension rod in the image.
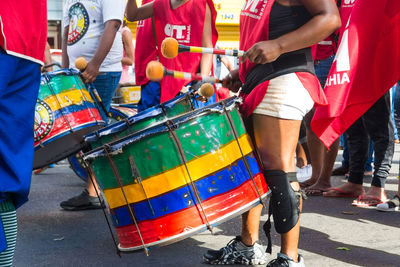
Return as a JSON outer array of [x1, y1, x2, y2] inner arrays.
[[81, 156, 122, 257], [103, 145, 150, 256], [222, 103, 264, 206], [166, 120, 214, 234]]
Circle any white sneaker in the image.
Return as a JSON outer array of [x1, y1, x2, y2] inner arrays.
[[203, 236, 268, 265], [376, 195, 400, 212], [267, 253, 305, 267], [296, 165, 312, 183]]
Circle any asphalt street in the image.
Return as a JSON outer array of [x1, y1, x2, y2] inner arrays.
[[14, 148, 400, 267]]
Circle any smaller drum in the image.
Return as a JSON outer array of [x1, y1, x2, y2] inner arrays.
[[114, 83, 141, 104], [33, 69, 106, 169], [84, 97, 269, 252]]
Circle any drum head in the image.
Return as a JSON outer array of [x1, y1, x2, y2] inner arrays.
[[33, 125, 103, 169]]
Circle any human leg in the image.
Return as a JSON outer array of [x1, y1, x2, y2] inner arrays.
[[323, 117, 367, 197], [0, 53, 40, 265], [0, 201, 17, 267], [354, 92, 394, 206], [61, 72, 121, 210], [302, 109, 339, 194], [252, 114, 302, 262]]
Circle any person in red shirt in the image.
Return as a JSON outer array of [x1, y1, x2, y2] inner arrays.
[[126, 0, 218, 105], [0, 1, 47, 265], [204, 0, 340, 266]]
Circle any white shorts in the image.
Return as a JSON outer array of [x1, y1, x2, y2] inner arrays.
[[252, 73, 314, 120]]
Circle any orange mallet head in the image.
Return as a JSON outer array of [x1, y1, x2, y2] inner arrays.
[[199, 83, 215, 98], [75, 57, 87, 71], [161, 37, 179, 59], [146, 61, 165, 81]]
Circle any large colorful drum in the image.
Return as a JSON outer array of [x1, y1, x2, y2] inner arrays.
[[33, 69, 106, 169], [84, 97, 269, 252]]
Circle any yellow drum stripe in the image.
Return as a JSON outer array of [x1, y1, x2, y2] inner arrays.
[[103, 134, 254, 209], [43, 89, 94, 111]]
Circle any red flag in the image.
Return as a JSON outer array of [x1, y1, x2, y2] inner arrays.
[[311, 0, 400, 148]]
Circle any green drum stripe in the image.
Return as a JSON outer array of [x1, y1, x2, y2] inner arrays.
[[90, 98, 193, 148], [230, 108, 246, 136], [91, 112, 247, 190]]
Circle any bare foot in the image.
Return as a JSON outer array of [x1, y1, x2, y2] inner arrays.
[[352, 186, 387, 207], [323, 182, 365, 197], [299, 178, 317, 189], [305, 182, 332, 196]]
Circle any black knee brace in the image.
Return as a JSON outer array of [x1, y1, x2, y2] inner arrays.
[[262, 170, 302, 253]]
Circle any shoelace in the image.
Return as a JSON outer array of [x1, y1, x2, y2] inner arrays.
[[267, 257, 290, 267]]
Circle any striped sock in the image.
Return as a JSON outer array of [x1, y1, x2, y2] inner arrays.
[[0, 200, 17, 267]]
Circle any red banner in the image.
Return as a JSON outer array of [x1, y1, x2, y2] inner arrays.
[[311, 0, 400, 148]]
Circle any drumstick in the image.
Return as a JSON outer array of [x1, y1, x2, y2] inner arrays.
[[74, 57, 109, 116], [75, 57, 87, 71], [161, 37, 246, 59], [146, 60, 223, 84]]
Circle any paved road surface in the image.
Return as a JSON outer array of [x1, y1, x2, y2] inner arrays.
[[14, 148, 400, 267]]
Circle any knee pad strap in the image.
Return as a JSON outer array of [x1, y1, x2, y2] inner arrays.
[[262, 170, 301, 253]]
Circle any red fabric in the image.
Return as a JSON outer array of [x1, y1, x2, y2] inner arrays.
[[238, 0, 327, 117], [311, 0, 400, 148], [153, 0, 218, 103], [239, 0, 275, 83], [134, 0, 157, 85], [315, 36, 335, 61], [217, 87, 230, 100], [0, 0, 47, 63]]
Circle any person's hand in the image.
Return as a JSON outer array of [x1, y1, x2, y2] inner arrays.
[[241, 40, 282, 64], [81, 60, 101, 83], [222, 69, 242, 93]]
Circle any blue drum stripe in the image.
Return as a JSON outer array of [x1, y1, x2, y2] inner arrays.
[[109, 154, 261, 227], [52, 102, 99, 120]]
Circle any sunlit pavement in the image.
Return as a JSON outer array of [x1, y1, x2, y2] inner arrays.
[[15, 146, 400, 267]]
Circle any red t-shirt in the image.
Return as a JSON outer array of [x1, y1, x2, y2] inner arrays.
[[0, 0, 47, 64], [135, 0, 158, 85], [153, 0, 218, 102]]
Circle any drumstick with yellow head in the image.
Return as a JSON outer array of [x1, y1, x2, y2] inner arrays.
[[145, 60, 218, 99], [161, 37, 246, 59]]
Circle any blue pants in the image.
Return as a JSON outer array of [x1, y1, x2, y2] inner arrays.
[[93, 72, 121, 111], [0, 52, 41, 251]]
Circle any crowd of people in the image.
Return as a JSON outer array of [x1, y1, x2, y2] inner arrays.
[[0, 0, 399, 267]]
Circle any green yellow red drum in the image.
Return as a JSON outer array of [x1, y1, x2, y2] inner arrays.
[[84, 97, 269, 251]]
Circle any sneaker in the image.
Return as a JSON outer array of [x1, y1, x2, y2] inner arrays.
[[296, 165, 312, 183], [60, 190, 102, 211], [203, 236, 267, 265], [376, 195, 400, 212], [267, 253, 305, 267]]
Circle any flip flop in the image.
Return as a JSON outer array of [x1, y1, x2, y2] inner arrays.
[[323, 187, 362, 198], [305, 188, 328, 196], [352, 195, 385, 207]]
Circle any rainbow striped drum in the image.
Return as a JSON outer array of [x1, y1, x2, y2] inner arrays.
[[84, 97, 269, 252], [33, 69, 106, 169]]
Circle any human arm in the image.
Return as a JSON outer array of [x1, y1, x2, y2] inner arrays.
[[121, 29, 135, 66], [241, 0, 341, 64], [126, 0, 154, 21], [81, 20, 121, 83], [200, 2, 213, 76], [220, 56, 233, 72], [222, 69, 242, 93]]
